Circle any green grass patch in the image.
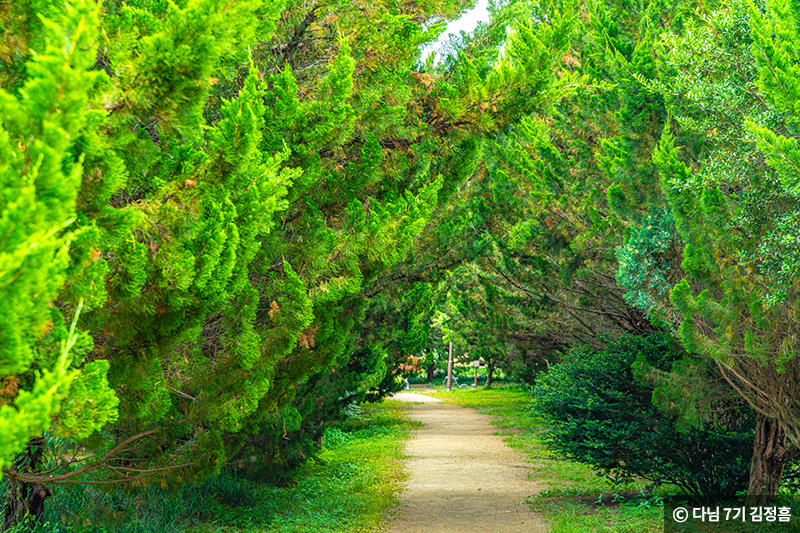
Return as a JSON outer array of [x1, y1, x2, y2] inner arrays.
[[1, 401, 417, 533], [429, 384, 664, 532], [205, 400, 419, 533]]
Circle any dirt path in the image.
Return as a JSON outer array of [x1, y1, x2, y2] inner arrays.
[[386, 390, 547, 533]]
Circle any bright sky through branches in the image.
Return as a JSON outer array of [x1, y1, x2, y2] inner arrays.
[[421, 0, 490, 63]]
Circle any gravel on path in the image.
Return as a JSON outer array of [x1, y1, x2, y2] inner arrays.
[[385, 390, 547, 533]]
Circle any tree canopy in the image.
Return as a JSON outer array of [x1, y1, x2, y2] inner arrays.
[[4, 0, 800, 522]]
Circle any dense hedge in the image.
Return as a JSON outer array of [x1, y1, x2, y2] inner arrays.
[[531, 334, 754, 498]]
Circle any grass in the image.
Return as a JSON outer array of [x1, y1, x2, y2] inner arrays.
[[0, 401, 418, 533], [192, 400, 419, 533], [426, 384, 664, 533]]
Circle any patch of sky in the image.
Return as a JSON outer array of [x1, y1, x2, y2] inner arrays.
[[419, 0, 491, 65]]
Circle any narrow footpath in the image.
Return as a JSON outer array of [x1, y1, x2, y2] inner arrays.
[[386, 389, 547, 533]]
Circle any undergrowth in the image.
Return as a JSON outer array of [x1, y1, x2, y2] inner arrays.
[[0, 401, 416, 533]]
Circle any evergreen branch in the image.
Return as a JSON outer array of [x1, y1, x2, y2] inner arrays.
[[487, 262, 602, 339], [3, 429, 161, 484], [43, 462, 194, 485], [278, 6, 320, 68], [165, 384, 199, 402], [714, 360, 773, 419]]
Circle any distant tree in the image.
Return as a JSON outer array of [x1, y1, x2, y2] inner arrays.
[[443, 264, 518, 388]]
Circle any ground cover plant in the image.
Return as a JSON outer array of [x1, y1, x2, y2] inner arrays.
[[0, 401, 416, 532]]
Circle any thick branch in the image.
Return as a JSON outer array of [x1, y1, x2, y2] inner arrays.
[[3, 429, 161, 484]]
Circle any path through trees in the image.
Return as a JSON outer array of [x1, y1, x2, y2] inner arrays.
[[387, 390, 545, 533]]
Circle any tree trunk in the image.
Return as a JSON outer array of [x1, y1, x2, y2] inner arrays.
[[485, 362, 494, 389], [426, 363, 436, 384], [2, 437, 52, 532], [747, 414, 799, 505]]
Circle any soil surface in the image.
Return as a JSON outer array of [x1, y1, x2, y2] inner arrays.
[[385, 388, 547, 533]]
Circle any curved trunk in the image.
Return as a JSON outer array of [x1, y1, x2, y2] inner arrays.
[[747, 414, 799, 505], [2, 437, 52, 532]]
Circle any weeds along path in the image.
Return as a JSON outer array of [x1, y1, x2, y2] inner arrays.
[[386, 390, 547, 533]]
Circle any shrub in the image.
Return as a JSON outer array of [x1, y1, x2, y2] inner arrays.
[[530, 333, 753, 499]]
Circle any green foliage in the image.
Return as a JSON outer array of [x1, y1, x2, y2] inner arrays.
[[634, 0, 800, 420], [0, 0, 574, 501], [615, 209, 682, 324], [0, 0, 120, 471], [531, 334, 753, 498], [0, 401, 414, 533], [419, 0, 693, 372], [13, 0, 800, 520]]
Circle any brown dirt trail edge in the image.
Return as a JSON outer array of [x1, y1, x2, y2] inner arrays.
[[385, 390, 547, 533]]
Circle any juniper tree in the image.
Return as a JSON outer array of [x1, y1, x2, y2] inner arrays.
[[1, 1, 605, 520], [420, 0, 705, 367], [643, 0, 800, 500], [604, 0, 800, 500], [227, 0, 585, 476], [363, 0, 593, 379], [31, 0, 576, 489], [0, 0, 124, 525], [2, 0, 295, 503]]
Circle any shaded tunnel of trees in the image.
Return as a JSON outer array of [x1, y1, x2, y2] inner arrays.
[[3, 0, 800, 526]]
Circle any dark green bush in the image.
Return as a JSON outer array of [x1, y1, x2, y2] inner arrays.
[[530, 333, 754, 499]]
